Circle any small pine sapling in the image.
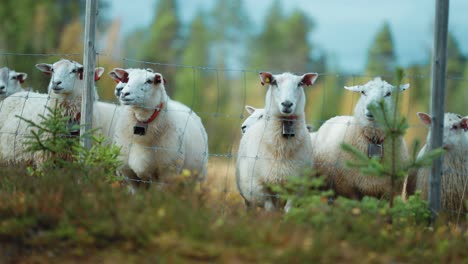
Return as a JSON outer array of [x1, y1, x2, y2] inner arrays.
[[341, 68, 444, 211]]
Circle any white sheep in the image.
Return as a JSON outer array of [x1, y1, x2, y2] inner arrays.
[[311, 77, 410, 200], [236, 72, 318, 211], [0, 67, 28, 100], [414, 112, 468, 216], [241, 105, 313, 134], [111, 68, 209, 187], [36, 59, 118, 139], [241, 106, 265, 134], [0, 59, 107, 164], [34, 60, 121, 140]]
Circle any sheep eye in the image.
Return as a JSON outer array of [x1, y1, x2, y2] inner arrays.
[[298, 81, 304, 87], [452, 124, 459, 130], [271, 79, 277, 86], [361, 91, 366, 96], [457, 114, 462, 119], [259, 115, 264, 119], [11, 76, 16, 80], [385, 92, 392, 97], [145, 79, 153, 84], [71, 69, 77, 73]]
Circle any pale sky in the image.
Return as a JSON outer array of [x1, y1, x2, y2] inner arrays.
[[108, 0, 468, 73]]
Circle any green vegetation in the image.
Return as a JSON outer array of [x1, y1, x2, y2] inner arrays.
[[16, 104, 120, 181], [1, 166, 467, 262], [2, 0, 468, 150], [1, 2, 468, 262], [366, 22, 397, 78], [341, 69, 444, 211], [1, 93, 467, 262]]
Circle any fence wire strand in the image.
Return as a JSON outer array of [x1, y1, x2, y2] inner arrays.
[[0, 52, 467, 220]]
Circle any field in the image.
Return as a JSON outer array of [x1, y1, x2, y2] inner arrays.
[[1, 158, 467, 264]]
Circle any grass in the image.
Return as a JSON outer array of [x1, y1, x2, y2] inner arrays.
[[0, 162, 467, 263]]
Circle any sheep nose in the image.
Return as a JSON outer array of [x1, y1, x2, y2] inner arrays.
[[0, 85, 5, 90], [121, 92, 130, 97], [53, 81, 62, 86], [241, 125, 247, 133], [366, 112, 374, 119], [115, 88, 123, 96], [281, 101, 293, 108]]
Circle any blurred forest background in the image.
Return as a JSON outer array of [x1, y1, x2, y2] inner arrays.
[[1, 0, 467, 153]]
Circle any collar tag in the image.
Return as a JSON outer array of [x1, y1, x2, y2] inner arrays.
[[368, 143, 383, 159], [282, 120, 295, 138], [134, 122, 149, 136]]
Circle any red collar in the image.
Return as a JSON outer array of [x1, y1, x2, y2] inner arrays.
[[283, 115, 299, 120], [136, 103, 164, 124]]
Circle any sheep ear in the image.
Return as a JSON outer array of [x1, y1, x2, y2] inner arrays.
[[94, 67, 105, 81], [108, 70, 121, 84], [301, 73, 318, 86], [16, 72, 27, 84], [344, 85, 362, 92], [76, 66, 84, 80], [417, 112, 432, 127], [245, 105, 256, 115], [399, 83, 410, 91], [461, 117, 468, 132], [113, 68, 129, 83], [35, 63, 53, 76], [259, 72, 274, 86]]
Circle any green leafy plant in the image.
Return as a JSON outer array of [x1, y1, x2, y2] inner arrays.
[[270, 174, 333, 225], [73, 135, 122, 182], [272, 173, 431, 228], [17, 104, 85, 171], [16, 104, 121, 182]]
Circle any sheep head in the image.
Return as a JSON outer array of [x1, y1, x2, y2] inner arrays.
[[345, 77, 409, 125], [260, 72, 318, 118], [109, 68, 134, 98], [241, 105, 265, 134], [118, 68, 167, 109], [0, 67, 27, 98], [418, 112, 468, 150], [35, 59, 104, 97]]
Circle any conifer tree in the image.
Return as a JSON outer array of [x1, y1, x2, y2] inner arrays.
[[173, 13, 210, 110], [365, 22, 396, 78]]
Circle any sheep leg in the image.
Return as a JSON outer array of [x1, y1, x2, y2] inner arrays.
[[118, 166, 142, 193], [264, 197, 278, 211], [402, 169, 417, 200], [244, 199, 254, 212], [284, 199, 293, 213]]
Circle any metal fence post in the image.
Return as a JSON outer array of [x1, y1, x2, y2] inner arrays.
[[429, 0, 449, 222], [81, 0, 98, 150]]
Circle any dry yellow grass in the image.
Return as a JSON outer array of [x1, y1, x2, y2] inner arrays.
[[202, 157, 245, 208]]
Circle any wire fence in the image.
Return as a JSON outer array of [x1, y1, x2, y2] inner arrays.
[[0, 51, 467, 222]]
